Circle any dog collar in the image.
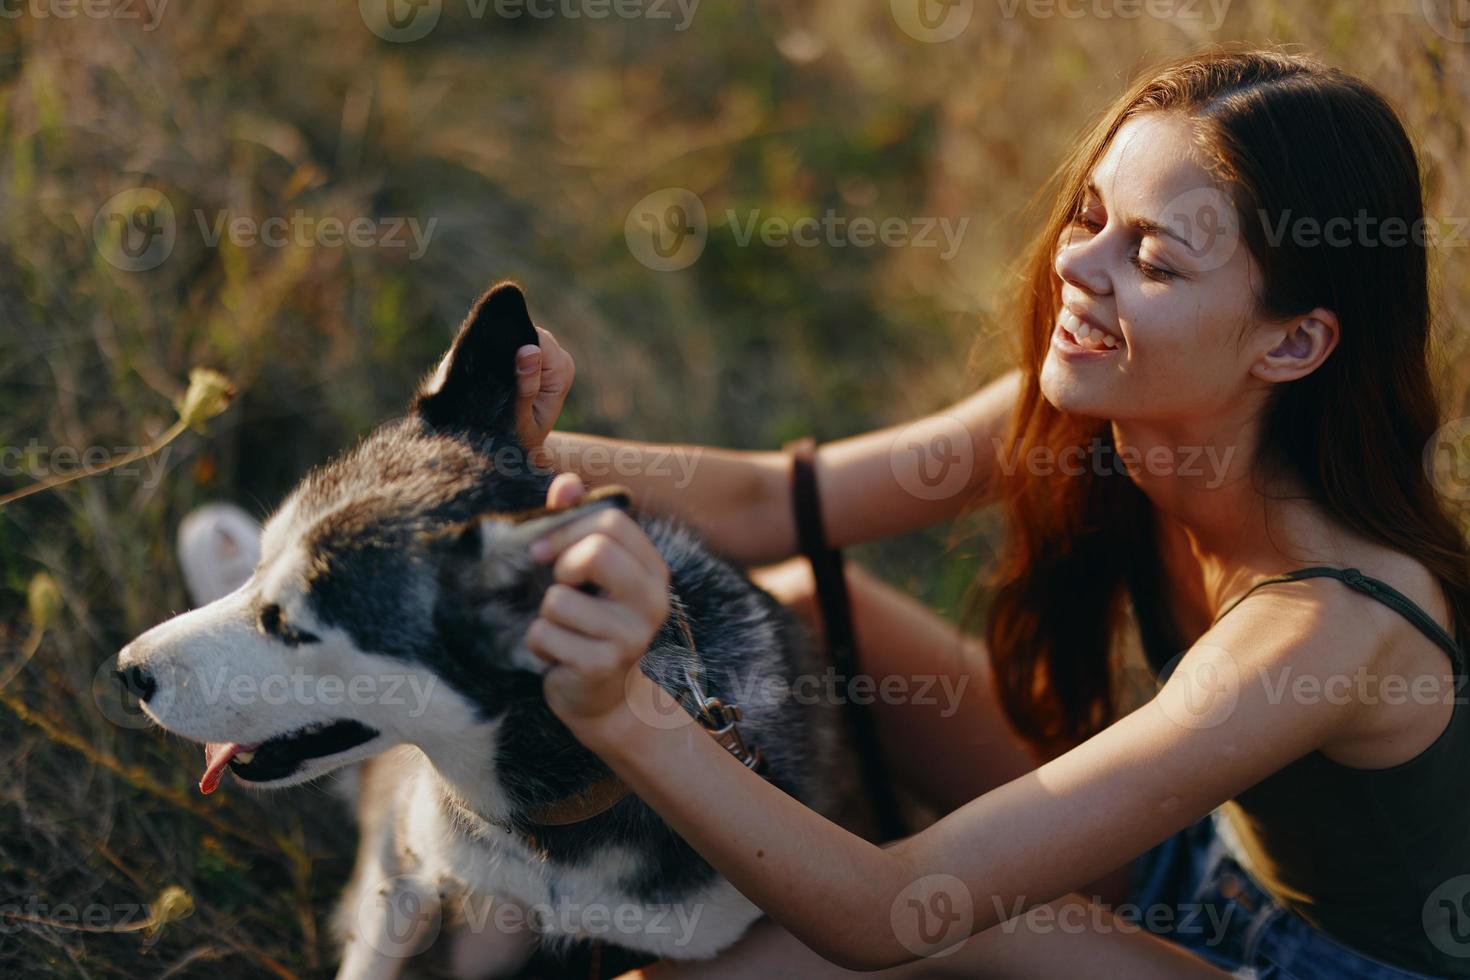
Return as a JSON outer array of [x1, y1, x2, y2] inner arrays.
[[522, 774, 631, 827]]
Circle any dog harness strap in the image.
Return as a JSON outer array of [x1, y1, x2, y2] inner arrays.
[[784, 437, 907, 841]]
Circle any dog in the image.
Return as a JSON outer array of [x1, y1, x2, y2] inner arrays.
[[116, 283, 839, 979]]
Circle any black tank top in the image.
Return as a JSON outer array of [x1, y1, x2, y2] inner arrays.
[[1129, 565, 1470, 976]]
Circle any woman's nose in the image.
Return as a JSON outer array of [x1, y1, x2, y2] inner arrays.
[[1053, 230, 1112, 297]]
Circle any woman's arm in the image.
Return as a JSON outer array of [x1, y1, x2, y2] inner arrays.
[[630, 900, 1231, 978], [542, 369, 1023, 565], [524, 489, 1378, 969], [542, 433, 795, 565]]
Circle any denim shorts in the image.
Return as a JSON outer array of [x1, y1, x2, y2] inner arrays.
[[1127, 811, 1440, 979]]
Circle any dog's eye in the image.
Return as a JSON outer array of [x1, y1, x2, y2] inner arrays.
[[258, 603, 321, 647]]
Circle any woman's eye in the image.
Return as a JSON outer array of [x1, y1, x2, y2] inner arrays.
[[1072, 209, 1104, 233], [1130, 254, 1176, 281]]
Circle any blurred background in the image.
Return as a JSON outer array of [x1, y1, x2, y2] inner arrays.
[[0, 1, 1467, 975]]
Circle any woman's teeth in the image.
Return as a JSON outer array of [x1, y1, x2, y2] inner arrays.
[[1059, 310, 1120, 350]]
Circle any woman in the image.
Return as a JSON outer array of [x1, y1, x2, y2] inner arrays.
[[509, 49, 1470, 977]]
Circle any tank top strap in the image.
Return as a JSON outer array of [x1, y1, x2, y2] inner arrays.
[[1210, 565, 1466, 674]]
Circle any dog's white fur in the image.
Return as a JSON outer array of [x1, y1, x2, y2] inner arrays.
[[120, 513, 764, 979]]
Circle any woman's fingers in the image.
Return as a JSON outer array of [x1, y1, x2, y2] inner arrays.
[[515, 344, 542, 398], [535, 326, 575, 407], [513, 326, 576, 450], [514, 344, 543, 447], [526, 616, 623, 674], [529, 476, 670, 725], [547, 472, 586, 509], [539, 583, 658, 650], [551, 531, 670, 625], [532, 508, 668, 582]]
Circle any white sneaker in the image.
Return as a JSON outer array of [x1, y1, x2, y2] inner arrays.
[[177, 503, 262, 606]]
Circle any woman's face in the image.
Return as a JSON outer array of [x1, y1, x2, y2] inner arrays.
[[1040, 112, 1276, 426]]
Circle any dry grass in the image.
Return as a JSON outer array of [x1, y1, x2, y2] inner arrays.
[[1, 2, 1467, 976]]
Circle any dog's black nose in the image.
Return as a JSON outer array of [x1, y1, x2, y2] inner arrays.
[[115, 665, 156, 703]]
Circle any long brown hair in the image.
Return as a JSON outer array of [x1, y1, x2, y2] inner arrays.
[[982, 48, 1470, 753]]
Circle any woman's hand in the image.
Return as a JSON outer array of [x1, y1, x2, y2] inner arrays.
[[514, 326, 575, 454], [526, 473, 672, 727]]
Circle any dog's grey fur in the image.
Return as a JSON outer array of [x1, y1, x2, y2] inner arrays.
[[117, 283, 838, 978]]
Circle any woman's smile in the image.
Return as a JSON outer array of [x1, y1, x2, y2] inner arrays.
[[1050, 306, 1125, 359]]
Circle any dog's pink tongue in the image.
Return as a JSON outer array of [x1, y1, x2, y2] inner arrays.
[[200, 742, 246, 796]]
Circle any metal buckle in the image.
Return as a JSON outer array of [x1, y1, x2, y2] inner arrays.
[[680, 665, 767, 774]]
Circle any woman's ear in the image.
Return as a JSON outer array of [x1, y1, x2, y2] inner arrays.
[[1250, 307, 1339, 384]]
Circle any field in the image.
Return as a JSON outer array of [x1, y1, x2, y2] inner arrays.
[[1, 1, 1468, 976]]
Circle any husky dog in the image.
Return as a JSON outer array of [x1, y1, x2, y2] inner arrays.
[[116, 283, 837, 979]]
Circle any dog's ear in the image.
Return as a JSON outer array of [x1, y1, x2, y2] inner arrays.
[[413, 281, 538, 434], [457, 487, 634, 591], [436, 488, 635, 673]]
